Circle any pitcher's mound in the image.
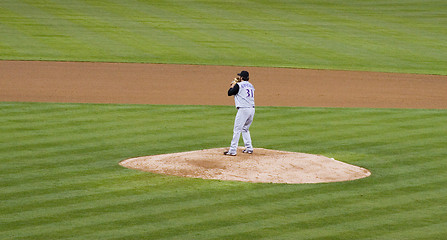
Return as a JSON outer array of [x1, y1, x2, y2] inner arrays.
[[119, 148, 371, 184]]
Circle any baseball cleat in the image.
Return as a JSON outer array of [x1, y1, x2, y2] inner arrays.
[[242, 149, 253, 154], [223, 151, 237, 156]]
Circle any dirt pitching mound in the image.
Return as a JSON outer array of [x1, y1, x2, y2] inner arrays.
[[119, 148, 371, 184]]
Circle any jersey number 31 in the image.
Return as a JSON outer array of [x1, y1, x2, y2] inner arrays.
[[246, 89, 254, 98]]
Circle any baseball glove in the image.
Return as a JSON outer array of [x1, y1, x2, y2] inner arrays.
[[231, 77, 241, 85]]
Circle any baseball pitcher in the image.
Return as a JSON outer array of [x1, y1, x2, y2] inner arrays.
[[224, 70, 255, 156]]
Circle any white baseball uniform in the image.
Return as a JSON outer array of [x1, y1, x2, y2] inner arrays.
[[228, 81, 255, 154]]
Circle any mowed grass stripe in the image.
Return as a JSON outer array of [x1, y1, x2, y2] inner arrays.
[[1, 130, 229, 171], [306, 1, 445, 52], [0, 104, 231, 139], [321, 132, 446, 158], [308, 114, 447, 142], [368, 222, 447, 240], [0, 110, 228, 150], [1, 178, 444, 238], [3, 0, 145, 61], [255, 108, 446, 159], [2, 0, 446, 74], [0, 1, 110, 60], [2, 162, 438, 216], [153, 182, 444, 239], [0, 104, 233, 164], [269, 124, 445, 155], [326, 212, 447, 240], [167, 182, 445, 239], [64, 182, 447, 240], [241, 1, 395, 67], [3, 157, 443, 216], [156, 0, 320, 66], [1, 105, 442, 139], [0, 22, 41, 59], [260, 205, 447, 240], [165, 203, 447, 240], [1, 176, 252, 216], [99, 0, 238, 62], [0, 103, 204, 136], [108, 0, 293, 65], [0, 7, 64, 58], [2, 105, 443, 177], [257, 108, 445, 135], [255, 107, 444, 134], [5, 176, 446, 239], [1, 104, 444, 187], [1, 103, 446, 239], [1, 104, 444, 173], [3, 159, 445, 235], [24, 0, 162, 59]]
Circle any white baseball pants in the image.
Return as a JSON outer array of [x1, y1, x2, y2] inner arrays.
[[229, 107, 255, 154]]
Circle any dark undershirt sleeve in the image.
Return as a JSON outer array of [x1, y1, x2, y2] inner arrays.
[[228, 83, 239, 96]]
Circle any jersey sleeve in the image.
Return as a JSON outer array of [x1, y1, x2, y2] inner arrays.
[[228, 83, 239, 96]]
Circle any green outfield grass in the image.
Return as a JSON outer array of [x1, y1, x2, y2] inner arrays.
[[1, 102, 446, 239], [1, 0, 447, 239], [0, 0, 446, 75]]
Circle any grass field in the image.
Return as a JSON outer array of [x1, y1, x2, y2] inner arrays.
[[0, 0, 446, 75], [1, 103, 446, 239], [1, 0, 447, 239]]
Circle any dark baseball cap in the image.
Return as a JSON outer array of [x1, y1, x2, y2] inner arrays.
[[237, 70, 249, 79]]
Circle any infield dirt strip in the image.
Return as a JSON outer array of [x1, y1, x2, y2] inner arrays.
[[2, 60, 447, 183], [1, 60, 447, 108]]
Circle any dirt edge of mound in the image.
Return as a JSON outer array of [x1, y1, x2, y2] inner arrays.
[[119, 148, 371, 184]]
